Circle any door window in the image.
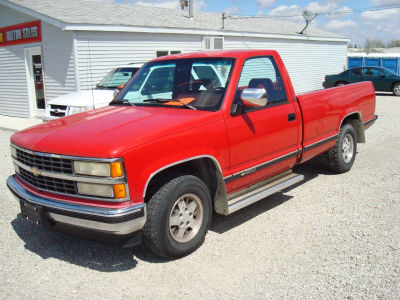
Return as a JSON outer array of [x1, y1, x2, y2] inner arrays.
[[236, 56, 287, 111], [362, 68, 381, 77], [350, 68, 362, 76]]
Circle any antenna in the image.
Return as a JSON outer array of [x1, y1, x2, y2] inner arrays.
[[87, 39, 95, 110], [299, 10, 317, 35]]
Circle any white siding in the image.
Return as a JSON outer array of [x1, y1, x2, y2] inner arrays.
[[0, 45, 34, 117], [0, 7, 76, 117], [75, 32, 203, 89], [0, 5, 37, 117], [224, 36, 347, 94], [41, 22, 76, 100]]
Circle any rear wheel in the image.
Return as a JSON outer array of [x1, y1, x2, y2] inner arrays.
[[335, 81, 347, 87], [327, 123, 357, 173], [143, 174, 212, 258], [393, 82, 400, 96]]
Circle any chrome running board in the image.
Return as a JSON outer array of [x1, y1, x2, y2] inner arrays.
[[226, 172, 304, 215]]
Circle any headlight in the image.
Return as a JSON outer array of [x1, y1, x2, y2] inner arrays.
[[74, 161, 111, 177], [68, 106, 92, 115], [10, 145, 17, 158], [77, 182, 114, 198], [76, 182, 127, 199], [73, 161, 123, 177]]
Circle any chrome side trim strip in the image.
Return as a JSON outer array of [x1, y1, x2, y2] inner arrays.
[[303, 134, 338, 152], [223, 149, 301, 183], [363, 115, 378, 126], [142, 155, 223, 198], [227, 173, 304, 214], [12, 158, 125, 184], [7, 176, 143, 218]]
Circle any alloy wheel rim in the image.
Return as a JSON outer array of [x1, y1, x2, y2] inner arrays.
[[394, 84, 400, 95], [342, 133, 354, 163], [169, 194, 203, 243]]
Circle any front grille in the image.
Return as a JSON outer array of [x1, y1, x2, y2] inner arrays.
[[49, 104, 67, 117], [16, 148, 73, 174], [18, 168, 77, 195], [11, 145, 127, 202]]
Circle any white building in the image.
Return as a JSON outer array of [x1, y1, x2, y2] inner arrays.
[[0, 0, 348, 118]]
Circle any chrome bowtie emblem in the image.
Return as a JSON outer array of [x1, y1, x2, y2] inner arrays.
[[31, 167, 41, 177]]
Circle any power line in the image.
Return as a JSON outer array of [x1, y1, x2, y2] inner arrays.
[[228, 4, 400, 19]]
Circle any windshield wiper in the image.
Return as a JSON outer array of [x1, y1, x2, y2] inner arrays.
[[143, 98, 197, 110], [109, 99, 135, 106]]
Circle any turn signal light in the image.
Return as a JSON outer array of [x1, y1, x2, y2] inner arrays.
[[110, 161, 123, 178], [113, 184, 126, 199]]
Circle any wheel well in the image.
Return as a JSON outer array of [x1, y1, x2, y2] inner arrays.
[[335, 81, 347, 86], [144, 158, 220, 204], [392, 81, 400, 90], [341, 113, 365, 143]]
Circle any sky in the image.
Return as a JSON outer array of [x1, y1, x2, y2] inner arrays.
[[107, 0, 400, 46]]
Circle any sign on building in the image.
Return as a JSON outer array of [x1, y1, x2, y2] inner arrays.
[[0, 20, 41, 47]]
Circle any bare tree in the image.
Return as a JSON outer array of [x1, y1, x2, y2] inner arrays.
[[387, 40, 400, 48], [364, 39, 385, 53]]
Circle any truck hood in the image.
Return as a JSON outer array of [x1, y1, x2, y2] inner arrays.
[[11, 106, 222, 158], [46, 90, 115, 107]]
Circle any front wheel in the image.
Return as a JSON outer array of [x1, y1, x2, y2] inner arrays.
[[393, 82, 400, 96], [335, 81, 346, 87], [143, 174, 212, 258], [327, 123, 357, 173]]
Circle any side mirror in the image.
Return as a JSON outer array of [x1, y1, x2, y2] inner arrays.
[[241, 88, 268, 108]]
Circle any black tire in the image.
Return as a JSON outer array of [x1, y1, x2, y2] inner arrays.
[[143, 174, 212, 258], [327, 123, 357, 173], [335, 81, 346, 87], [393, 82, 400, 96]]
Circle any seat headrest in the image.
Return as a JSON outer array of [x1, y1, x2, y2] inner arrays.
[[248, 78, 273, 89]]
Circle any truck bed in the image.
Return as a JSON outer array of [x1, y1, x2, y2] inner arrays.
[[296, 81, 376, 162]]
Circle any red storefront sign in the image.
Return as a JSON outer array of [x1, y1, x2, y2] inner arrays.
[[0, 20, 42, 47]]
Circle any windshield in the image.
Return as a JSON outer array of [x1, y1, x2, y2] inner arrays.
[[114, 58, 234, 111], [97, 67, 140, 88]]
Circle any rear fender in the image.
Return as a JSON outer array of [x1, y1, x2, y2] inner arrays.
[[339, 111, 365, 143]]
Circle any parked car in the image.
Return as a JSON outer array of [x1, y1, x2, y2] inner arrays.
[[323, 66, 400, 96], [44, 63, 143, 120], [8, 50, 377, 258]]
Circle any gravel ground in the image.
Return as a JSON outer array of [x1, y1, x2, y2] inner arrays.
[[0, 94, 399, 299]]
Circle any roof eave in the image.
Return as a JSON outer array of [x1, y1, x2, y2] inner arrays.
[[64, 24, 349, 43], [0, 0, 67, 29], [0, 0, 348, 43]]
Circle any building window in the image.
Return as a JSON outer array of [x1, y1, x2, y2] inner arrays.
[[203, 37, 224, 50], [156, 50, 181, 57]]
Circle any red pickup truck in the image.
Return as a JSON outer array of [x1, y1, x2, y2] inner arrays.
[[7, 50, 377, 258]]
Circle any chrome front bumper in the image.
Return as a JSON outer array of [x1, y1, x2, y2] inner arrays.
[[6, 176, 146, 235]]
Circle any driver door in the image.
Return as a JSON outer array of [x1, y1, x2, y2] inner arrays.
[[224, 56, 300, 192]]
